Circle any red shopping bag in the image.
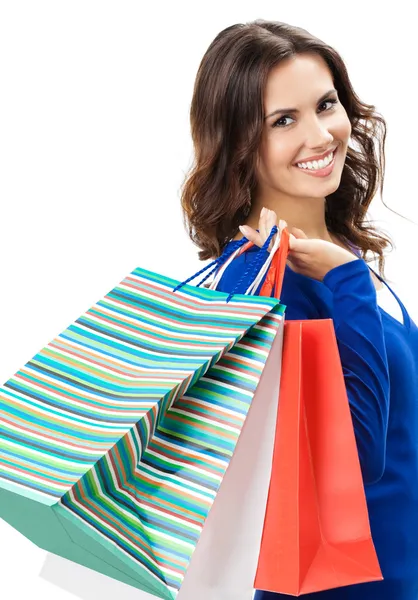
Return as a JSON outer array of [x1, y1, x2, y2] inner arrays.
[[253, 228, 383, 596]]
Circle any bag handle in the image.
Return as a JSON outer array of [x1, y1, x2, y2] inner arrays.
[[244, 227, 283, 296], [208, 240, 254, 291], [212, 227, 290, 299], [173, 225, 289, 302], [259, 228, 290, 299], [174, 226, 278, 302]]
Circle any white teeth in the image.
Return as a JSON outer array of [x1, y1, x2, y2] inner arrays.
[[296, 150, 334, 170]]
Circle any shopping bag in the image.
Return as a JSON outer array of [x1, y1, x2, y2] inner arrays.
[[176, 229, 287, 600], [38, 299, 283, 600], [253, 231, 383, 595], [177, 313, 284, 600], [0, 257, 285, 599]]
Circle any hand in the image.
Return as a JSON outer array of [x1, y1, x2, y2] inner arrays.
[[238, 207, 359, 282]]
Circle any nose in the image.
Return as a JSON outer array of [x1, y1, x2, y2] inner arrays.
[[304, 116, 334, 150]]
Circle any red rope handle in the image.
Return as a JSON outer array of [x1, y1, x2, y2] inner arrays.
[[231, 228, 289, 299], [259, 228, 290, 299]]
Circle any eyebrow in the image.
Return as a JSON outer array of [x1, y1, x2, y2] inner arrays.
[[264, 88, 338, 120]]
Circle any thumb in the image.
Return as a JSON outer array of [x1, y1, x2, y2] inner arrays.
[[287, 226, 308, 240], [286, 226, 309, 253], [288, 234, 299, 252], [287, 231, 311, 253]]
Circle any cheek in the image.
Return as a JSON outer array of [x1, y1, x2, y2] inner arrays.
[[261, 136, 295, 169], [333, 110, 352, 140]]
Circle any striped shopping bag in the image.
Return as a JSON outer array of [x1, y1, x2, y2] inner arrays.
[[0, 231, 286, 600]]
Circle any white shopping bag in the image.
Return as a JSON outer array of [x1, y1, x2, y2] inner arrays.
[[177, 316, 284, 600]]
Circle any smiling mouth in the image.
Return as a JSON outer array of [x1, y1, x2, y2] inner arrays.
[[293, 146, 338, 167], [293, 146, 338, 170]]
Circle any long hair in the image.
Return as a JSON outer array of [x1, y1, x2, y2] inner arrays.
[[180, 19, 412, 278]]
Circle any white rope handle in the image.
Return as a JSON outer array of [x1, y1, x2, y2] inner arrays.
[[244, 229, 282, 295], [208, 243, 246, 290], [209, 227, 282, 295]]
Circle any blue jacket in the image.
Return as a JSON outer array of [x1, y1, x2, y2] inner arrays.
[[215, 241, 418, 600]]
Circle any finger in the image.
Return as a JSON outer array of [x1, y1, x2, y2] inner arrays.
[[286, 255, 300, 274], [266, 210, 278, 251], [269, 210, 278, 229], [287, 226, 308, 240], [239, 225, 264, 248], [288, 236, 312, 254], [259, 207, 268, 244], [278, 219, 287, 234], [287, 232, 303, 252]]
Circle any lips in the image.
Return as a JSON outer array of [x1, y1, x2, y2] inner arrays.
[[293, 146, 337, 165]]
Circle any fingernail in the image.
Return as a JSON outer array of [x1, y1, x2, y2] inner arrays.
[[239, 225, 248, 234], [261, 207, 266, 216]]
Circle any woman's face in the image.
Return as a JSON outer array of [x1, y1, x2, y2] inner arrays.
[[255, 53, 352, 200]]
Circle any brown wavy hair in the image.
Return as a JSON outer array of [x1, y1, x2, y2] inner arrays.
[[180, 19, 413, 279]]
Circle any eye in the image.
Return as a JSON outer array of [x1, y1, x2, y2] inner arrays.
[[272, 98, 339, 129]]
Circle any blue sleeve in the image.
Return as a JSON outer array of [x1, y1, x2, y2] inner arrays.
[[322, 259, 390, 485], [216, 253, 390, 485]]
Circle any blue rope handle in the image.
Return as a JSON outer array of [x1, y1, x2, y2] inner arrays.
[[225, 225, 278, 303], [172, 225, 278, 304], [172, 236, 248, 293]]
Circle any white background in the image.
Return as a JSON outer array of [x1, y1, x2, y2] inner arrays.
[[0, 2, 417, 599]]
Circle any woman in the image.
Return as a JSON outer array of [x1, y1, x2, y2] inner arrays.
[[180, 19, 418, 599]]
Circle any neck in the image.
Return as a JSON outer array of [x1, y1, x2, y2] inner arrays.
[[246, 193, 333, 242]]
